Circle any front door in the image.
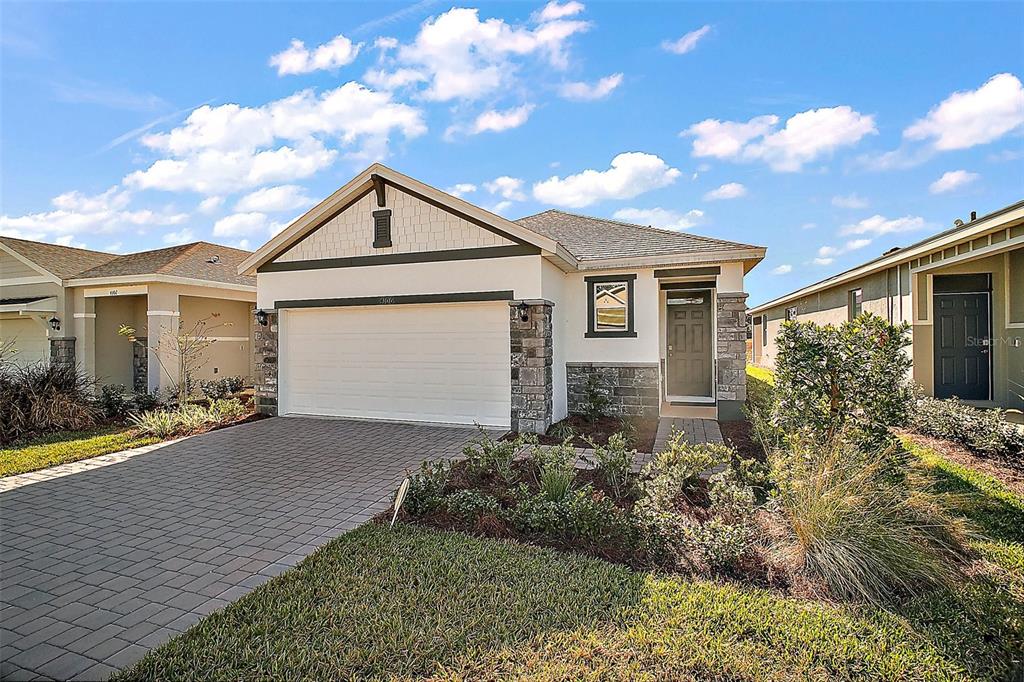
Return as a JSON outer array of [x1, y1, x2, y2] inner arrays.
[[934, 292, 991, 400], [666, 291, 712, 397]]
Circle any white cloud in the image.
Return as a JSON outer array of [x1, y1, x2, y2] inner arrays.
[[212, 212, 269, 238], [374, 7, 590, 102], [484, 176, 527, 201], [490, 200, 514, 215], [472, 104, 535, 134], [535, 0, 585, 22], [363, 67, 427, 91], [839, 214, 927, 236], [235, 185, 315, 213], [685, 106, 876, 171], [845, 238, 872, 251], [771, 264, 792, 275], [832, 193, 868, 209], [54, 235, 87, 248], [532, 152, 681, 208], [813, 257, 834, 266], [197, 196, 224, 214], [703, 182, 746, 201], [661, 25, 711, 55], [0, 187, 188, 240], [163, 228, 195, 245], [126, 82, 425, 193], [612, 207, 704, 231], [801, 222, 817, 230], [559, 73, 622, 101], [817, 246, 838, 258], [446, 183, 477, 198], [929, 169, 980, 194], [905, 73, 1024, 151], [270, 34, 362, 76]]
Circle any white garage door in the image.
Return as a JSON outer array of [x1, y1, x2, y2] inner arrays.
[[280, 302, 511, 427], [0, 318, 48, 368]]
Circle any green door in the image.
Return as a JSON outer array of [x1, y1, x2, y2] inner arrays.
[[666, 292, 713, 397]]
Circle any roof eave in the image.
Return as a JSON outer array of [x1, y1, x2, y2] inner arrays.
[[574, 247, 766, 272], [65, 273, 256, 294]]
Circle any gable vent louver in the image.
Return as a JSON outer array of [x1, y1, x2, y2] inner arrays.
[[372, 209, 392, 248]]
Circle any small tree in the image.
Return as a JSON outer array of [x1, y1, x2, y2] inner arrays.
[[581, 373, 611, 423], [119, 313, 231, 406], [772, 312, 912, 447]]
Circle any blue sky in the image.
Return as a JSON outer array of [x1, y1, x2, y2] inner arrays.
[[2, 1, 1022, 305]]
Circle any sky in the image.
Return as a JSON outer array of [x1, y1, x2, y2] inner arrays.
[[1, 1, 1022, 306]]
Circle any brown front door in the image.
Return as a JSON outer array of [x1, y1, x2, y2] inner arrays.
[[666, 292, 713, 397]]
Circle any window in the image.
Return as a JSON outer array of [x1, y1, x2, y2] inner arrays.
[[585, 274, 636, 338], [761, 315, 768, 346], [848, 288, 863, 320], [372, 210, 392, 248], [785, 306, 798, 322]]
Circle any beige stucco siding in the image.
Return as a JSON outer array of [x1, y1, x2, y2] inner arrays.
[[277, 184, 513, 263], [93, 295, 146, 388], [179, 295, 253, 383]]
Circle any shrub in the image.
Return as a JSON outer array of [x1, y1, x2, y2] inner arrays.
[[403, 460, 451, 517], [531, 441, 577, 502], [200, 376, 246, 400], [99, 384, 133, 419], [585, 432, 636, 498], [444, 489, 501, 523], [0, 362, 98, 444], [909, 395, 1024, 459], [768, 435, 971, 604], [548, 420, 577, 442], [772, 313, 912, 447], [129, 410, 179, 439], [509, 485, 627, 543], [132, 391, 160, 412], [208, 398, 247, 422], [639, 433, 732, 503], [463, 428, 535, 483], [581, 373, 610, 423]]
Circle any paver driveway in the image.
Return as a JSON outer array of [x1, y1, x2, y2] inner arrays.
[[0, 417, 482, 681]]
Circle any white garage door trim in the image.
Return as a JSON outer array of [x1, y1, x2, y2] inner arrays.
[[279, 301, 511, 427]]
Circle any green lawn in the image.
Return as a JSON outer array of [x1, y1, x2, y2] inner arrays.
[[0, 426, 159, 477], [118, 436, 1024, 682]]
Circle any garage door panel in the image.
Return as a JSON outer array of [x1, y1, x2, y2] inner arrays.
[[281, 303, 511, 427]]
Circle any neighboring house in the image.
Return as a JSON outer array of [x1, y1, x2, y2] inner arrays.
[[239, 164, 766, 432], [0, 238, 256, 394], [749, 200, 1024, 412]]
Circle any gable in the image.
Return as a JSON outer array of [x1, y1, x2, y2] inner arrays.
[[275, 184, 515, 264], [0, 250, 49, 281]]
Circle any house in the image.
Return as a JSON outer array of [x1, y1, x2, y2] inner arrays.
[[749, 199, 1024, 413], [0, 238, 256, 394], [238, 164, 766, 432]]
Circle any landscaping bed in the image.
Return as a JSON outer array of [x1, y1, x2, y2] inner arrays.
[[509, 414, 658, 452]]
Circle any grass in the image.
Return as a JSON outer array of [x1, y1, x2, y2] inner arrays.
[[0, 426, 159, 477], [746, 364, 775, 386], [118, 437, 1024, 682]]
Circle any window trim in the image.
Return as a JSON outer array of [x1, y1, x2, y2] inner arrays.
[[585, 274, 637, 338], [372, 209, 392, 248], [760, 315, 768, 347], [848, 287, 863, 321]]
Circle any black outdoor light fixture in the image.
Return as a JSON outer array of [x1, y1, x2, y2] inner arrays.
[[517, 302, 530, 322], [254, 309, 269, 327], [48, 316, 61, 332]]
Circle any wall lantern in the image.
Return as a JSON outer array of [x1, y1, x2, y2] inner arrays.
[[516, 302, 530, 322], [254, 309, 269, 327], [48, 316, 61, 332]]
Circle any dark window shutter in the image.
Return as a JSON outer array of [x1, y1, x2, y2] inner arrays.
[[372, 210, 392, 248]]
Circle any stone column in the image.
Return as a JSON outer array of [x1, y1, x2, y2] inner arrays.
[[49, 337, 76, 368], [509, 300, 553, 434], [253, 310, 279, 416], [716, 292, 749, 421], [132, 338, 148, 393]]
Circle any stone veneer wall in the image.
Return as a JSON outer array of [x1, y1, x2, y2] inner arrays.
[[509, 300, 553, 434], [49, 337, 75, 368], [132, 337, 148, 393], [254, 311, 279, 416], [716, 292, 749, 420], [566, 363, 660, 418]]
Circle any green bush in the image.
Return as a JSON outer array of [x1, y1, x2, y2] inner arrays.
[[199, 376, 246, 400], [128, 410, 179, 439], [444, 489, 501, 523], [0, 361, 98, 444], [463, 427, 535, 483], [769, 435, 972, 604], [509, 484, 627, 543], [639, 432, 732, 503], [584, 431, 636, 498], [127, 399, 248, 440], [403, 459, 451, 517], [581, 373, 610, 423], [548, 420, 577, 442], [531, 441, 577, 502], [208, 398, 247, 422], [99, 384, 133, 419], [909, 394, 1024, 459], [132, 391, 160, 412], [772, 313, 912, 447]]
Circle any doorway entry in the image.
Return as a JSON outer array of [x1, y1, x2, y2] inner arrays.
[[665, 290, 713, 399], [933, 274, 991, 401]]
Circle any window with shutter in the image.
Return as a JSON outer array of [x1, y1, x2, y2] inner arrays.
[[372, 210, 392, 248]]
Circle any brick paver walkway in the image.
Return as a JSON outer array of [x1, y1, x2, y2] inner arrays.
[[653, 417, 724, 453], [0, 417, 481, 681]]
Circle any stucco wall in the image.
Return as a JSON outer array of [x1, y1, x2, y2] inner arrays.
[[179, 295, 254, 383], [277, 185, 512, 263], [93, 294, 145, 388], [0, 281, 64, 367], [541, 259, 568, 421]]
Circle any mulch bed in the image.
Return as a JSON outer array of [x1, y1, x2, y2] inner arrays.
[[720, 419, 767, 462], [507, 415, 658, 452], [899, 429, 1024, 497]]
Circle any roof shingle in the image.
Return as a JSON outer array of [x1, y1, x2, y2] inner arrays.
[[514, 210, 763, 262], [0, 236, 118, 279]]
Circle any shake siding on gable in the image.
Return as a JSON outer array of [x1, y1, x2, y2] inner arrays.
[[276, 185, 513, 263]]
